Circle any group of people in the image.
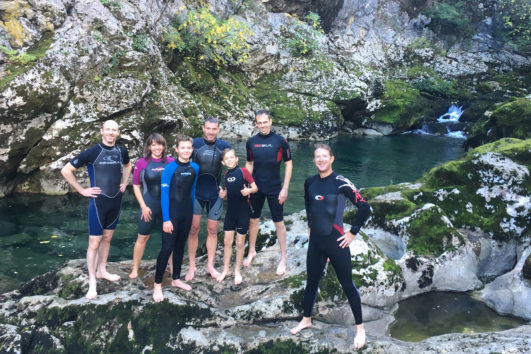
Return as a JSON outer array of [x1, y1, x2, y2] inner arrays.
[[61, 110, 370, 349]]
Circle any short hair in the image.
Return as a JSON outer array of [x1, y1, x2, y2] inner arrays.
[[221, 148, 236, 160], [176, 134, 193, 147], [314, 143, 333, 157], [254, 109, 271, 121], [143, 133, 167, 159], [204, 116, 219, 125]]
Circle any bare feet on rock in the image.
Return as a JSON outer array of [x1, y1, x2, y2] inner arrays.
[[207, 266, 220, 279], [128, 269, 138, 279], [216, 270, 228, 283], [354, 324, 366, 349], [185, 266, 196, 281], [85, 279, 97, 300], [243, 251, 256, 267], [96, 271, 120, 282], [171, 279, 192, 291], [153, 283, 164, 302], [276, 258, 287, 276], [234, 273, 242, 285], [290, 317, 312, 335]]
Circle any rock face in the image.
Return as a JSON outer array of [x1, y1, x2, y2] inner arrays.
[[1, 0, 530, 195]]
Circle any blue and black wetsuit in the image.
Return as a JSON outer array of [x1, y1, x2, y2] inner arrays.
[[70, 143, 129, 235], [132, 156, 174, 235], [223, 166, 254, 235], [246, 131, 291, 222], [154, 160, 199, 284], [192, 138, 231, 220], [303, 172, 370, 324]]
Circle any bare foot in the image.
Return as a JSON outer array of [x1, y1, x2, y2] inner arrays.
[[96, 271, 121, 282], [207, 266, 220, 279], [290, 317, 312, 335], [128, 269, 138, 279], [85, 279, 97, 300], [354, 324, 366, 349], [171, 279, 192, 291], [234, 273, 242, 285], [185, 266, 196, 281], [153, 283, 164, 302], [243, 251, 256, 267], [276, 258, 287, 276], [216, 270, 228, 283]]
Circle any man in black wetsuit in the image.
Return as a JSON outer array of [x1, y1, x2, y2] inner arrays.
[[186, 117, 231, 280], [244, 110, 292, 275], [61, 120, 132, 300]]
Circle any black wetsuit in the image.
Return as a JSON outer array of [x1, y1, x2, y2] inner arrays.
[[223, 166, 254, 235], [246, 131, 291, 222], [154, 160, 199, 284], [303, 172, 370, 324], [70, 143, 129, 235]]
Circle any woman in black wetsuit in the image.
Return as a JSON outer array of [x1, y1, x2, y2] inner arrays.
[[290, 144, 370, 349]]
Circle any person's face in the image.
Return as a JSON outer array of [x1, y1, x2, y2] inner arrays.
[[175, 141, 193, 161], [255, 114, 272, 135], [150, 141, 164, 159], [100, 121, 119, 146], [313, 148, 334, 174], [202, 122, 220, 142], [221, 150, 238, 169]]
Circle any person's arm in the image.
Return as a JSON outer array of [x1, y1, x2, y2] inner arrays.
[[120, 162, 132, 192], [304, 178, 311, 240], [61, 163, 101, 197], [336, 175, 370, 248], [241, 181, 258, 196], [160, 163, 175, 233], [278, 160, 292, 205], [133, 184, 152, 222]]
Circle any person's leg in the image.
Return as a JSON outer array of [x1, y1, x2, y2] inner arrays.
[[129, 234, 150, 279], [185, 213, 202, 281], [86, 235, 102, 299], [267, 193, 287, 275], [234, 232, 246, 285], [171, 214, 192, 291], [206, 219, 220, 278], [95, 228, 120, 281], [217, 230, 234, 283], [153, 229, 176, 302], [291, 238, 327, 335], [244, 191, 265, 267]]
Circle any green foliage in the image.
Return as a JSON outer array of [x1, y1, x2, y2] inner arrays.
[[0, 46, 37, 64], [423, 2, 474, 38], [375, 80, 424, 127], [498, 0, 531, 47], [132, 34, 149, 52], [100, 0, 121, 8], [163, 6, 253, 67], [284, 12, 324, 57]]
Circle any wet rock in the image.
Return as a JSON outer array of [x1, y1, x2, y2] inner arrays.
[[524, 253, 531, 280]]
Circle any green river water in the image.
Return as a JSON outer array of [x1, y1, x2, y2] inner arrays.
[[0, 134, 526, 340]]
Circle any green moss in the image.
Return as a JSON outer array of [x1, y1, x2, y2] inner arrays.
[[58, 275, 84, 300], [280, 274, 306, 288], [383, 258, 402, 277], [374, 80, 426, 129], [248, 339, 313, 354]]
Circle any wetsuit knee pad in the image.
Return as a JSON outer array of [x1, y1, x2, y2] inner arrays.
[[88, 194, 122, 235]]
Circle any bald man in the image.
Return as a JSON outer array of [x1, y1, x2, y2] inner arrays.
[[61, 120, 132, 299]]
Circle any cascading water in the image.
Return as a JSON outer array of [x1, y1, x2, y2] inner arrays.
[[437, 105, 464, 123], [406, 105, 467, 138]]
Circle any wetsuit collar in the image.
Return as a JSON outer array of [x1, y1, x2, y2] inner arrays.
[[319, 170, 334, 179], [227, 165, 240, 172], [258, 130, 273, 137], [149, 156, 165, 162], [177, 159, 190, 165], [99, 142, 116, 150], [203, 138, 216, 145]]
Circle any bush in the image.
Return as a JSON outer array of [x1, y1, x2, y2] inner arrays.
[[423, 2, 474, 38], [284, 12, 324, 57], [498, 0, 531, 48]]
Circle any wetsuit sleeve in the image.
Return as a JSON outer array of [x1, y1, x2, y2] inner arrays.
[[241, 167, 254, 184], [120, 146, 130, 165], [70, 146, 98, 169], [281, 138, 291, 162], [336, 175, 370, 234], [304, 177, 312, 228], [161, 162, 177, 222], [246, 139, 253, 162], [132, 158, 147, 185], [191, 162, 200, 200]]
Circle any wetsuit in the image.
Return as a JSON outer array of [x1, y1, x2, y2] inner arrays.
[[132, 156, 174, 235], [302, 172, 370, 324], [192, 138, 231, 220], [223, 166, 254, 235], [246, 131, 291, 222], [154, 160, 199, 284], [70, 143, 130, 235]]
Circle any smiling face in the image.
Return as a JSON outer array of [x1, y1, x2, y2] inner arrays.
[[202, 121, 220, 142], [313, 147, 334, 175], [175, 140, 193, 162], [255, 113, 272, 135], [221, 149, 238, 169], [149, 142, 164, 159], [100, 120, 119, 146]]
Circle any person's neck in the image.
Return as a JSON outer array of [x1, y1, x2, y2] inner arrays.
[[178, 157, 189, 163], [101, 140, 115, 147], [319, 169, 333, 179]]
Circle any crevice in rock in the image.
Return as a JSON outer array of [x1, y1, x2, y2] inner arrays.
[[336, 97, 368, 128]]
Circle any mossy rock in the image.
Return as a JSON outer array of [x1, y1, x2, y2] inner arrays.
[[0, 232, 33, 247]]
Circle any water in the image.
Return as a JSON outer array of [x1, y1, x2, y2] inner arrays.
[[437, 105, 464, 123], [407, 105, 467, 139], [389, 292, 528, 342], [0, 135, 464, 289]]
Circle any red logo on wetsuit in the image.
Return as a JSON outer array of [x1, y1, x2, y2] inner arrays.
[[314, 195, 324, 201], [254, 144, 273, 148]]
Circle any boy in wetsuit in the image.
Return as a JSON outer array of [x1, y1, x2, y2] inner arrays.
[[153, 135, 199, 302], [217, 148, 258, 285], [61, 120, 132, 300]]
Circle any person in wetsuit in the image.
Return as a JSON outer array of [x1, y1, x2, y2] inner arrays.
[[186, 116, 231, 280], [217, 148, 258, 285], [129, 133, 174, 279], [290, 144, 370, 350], [61, 120, 132, 300], [153, 135, 199, 302], [244, 109, 292, 275]]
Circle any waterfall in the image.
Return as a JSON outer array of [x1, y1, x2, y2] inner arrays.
[[404, 105, 467, 138], [437, 105, 464, 123]]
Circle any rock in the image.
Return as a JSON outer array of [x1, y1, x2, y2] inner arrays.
[[477, 238, 517, 280], [524, 253, 531, 280], [0, 232, 32, 247]]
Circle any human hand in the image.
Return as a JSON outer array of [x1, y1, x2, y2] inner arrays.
[[80, 187, 101, 198], [141, 206, 152, 222], [278, 188, 288, 205], [163, 221, 173, 233], [219, 186, 226, 199], [337, 231, 355, 248], [120, 183, 127, 193]]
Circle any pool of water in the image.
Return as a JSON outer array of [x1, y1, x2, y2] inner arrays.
[[0, 134, 464, 291], [389, 292, 528, 342]]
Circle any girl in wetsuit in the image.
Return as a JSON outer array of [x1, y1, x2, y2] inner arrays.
[[217, 149, 258, 285], [290, 144, 370, 350], [129, 134, 174, 279]]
